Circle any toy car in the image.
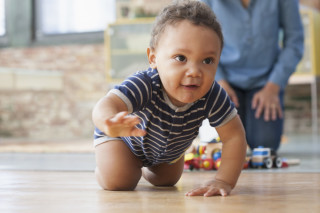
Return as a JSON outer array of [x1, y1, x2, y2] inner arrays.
[[250, 146, 282, 169]]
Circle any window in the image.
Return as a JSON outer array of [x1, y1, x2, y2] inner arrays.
[[1, 0, 117, 47], [35, 0, 116, 36], [0, 0, 5, 36]]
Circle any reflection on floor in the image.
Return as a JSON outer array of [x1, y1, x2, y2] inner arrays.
[[0, 134, 319, 172], [1, 171, 320, 213]]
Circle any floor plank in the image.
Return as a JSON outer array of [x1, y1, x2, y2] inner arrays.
[[0, 171, 319, 213]]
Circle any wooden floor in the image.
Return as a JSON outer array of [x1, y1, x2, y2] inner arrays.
[[0, 171, 319, 213]]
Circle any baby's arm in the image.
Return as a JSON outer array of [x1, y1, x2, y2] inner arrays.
[[92, 93, 146, 137], [186, 115, 247, 197]]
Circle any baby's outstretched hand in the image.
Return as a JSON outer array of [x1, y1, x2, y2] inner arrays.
[[185, 179, 232, 197], [104, 111, 146, 137]]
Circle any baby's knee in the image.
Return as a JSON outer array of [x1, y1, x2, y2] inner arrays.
[[99, 179, 138, 191], [95, 167, 140, 191], [143, 162, 183, 187], [146, 174, 181, 187], [155, 178, 180, 187]]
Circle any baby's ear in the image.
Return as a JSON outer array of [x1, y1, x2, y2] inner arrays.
[[147, 47, 157, 69]]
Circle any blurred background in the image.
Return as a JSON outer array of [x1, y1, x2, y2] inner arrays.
[[0, 0, 319, 156]]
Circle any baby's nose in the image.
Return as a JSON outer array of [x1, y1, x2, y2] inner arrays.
[[186, 64, 202, 77]]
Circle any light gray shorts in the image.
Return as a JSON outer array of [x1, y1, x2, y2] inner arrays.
[[93, 135, 122, 147]]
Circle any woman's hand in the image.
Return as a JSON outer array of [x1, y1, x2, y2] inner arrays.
[[252, 82, 283, 121]]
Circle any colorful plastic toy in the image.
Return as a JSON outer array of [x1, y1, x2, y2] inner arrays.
[[184, 137, 223, 171], [185, 137, 252, 171], [185, 140, 292, 171], [249, 146, 282, 169], [184, 153, 214, 171]]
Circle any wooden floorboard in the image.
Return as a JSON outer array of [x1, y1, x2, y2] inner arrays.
[[0, 171, 319, 213]]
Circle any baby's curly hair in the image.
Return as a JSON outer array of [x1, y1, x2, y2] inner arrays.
[[150, 0, 223, 50]]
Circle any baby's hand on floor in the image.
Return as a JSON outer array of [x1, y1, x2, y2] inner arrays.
[[104, 111, 146, 137], [185, 179, 232, 197]]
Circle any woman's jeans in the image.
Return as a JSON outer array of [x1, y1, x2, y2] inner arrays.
[[232, 85, 284, 151]]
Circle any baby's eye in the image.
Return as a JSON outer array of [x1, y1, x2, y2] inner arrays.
[[174, 55, 186, 62], [203, 58, 214, 64]]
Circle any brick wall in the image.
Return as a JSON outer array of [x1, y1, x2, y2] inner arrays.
[[0, 45, 109, 140]]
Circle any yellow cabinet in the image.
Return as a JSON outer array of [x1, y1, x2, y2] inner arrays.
[[104, 18, 154, 83], [288, 8, 319, 137], [295, 8, 320, 77]]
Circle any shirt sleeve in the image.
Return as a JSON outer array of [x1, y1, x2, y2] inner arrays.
[[268, 0, 304, 89], [110, 71, 152, 113], [207, 82, 237, 128]]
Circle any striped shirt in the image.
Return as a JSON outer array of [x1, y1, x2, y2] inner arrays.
[[94, 68, 237, 167]]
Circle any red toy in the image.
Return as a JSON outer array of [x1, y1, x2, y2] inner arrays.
[[184, 137, 223, 171], [184, 153, 215, 171], [184, 137, 249, 171]]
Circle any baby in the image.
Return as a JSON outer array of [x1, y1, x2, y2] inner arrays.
[[92, 0, 247, 197]]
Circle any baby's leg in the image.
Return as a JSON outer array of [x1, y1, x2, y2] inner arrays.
[[95, 140, 143, 190], [142, 156, 184, 187]]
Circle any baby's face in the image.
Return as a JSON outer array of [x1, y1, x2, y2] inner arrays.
[[148, 20, 221, 107]]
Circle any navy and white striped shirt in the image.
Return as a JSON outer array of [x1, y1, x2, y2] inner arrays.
[[94, 68, 237, 167]]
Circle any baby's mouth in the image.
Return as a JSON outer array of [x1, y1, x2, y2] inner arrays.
[[183, 84, 199, 89]]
